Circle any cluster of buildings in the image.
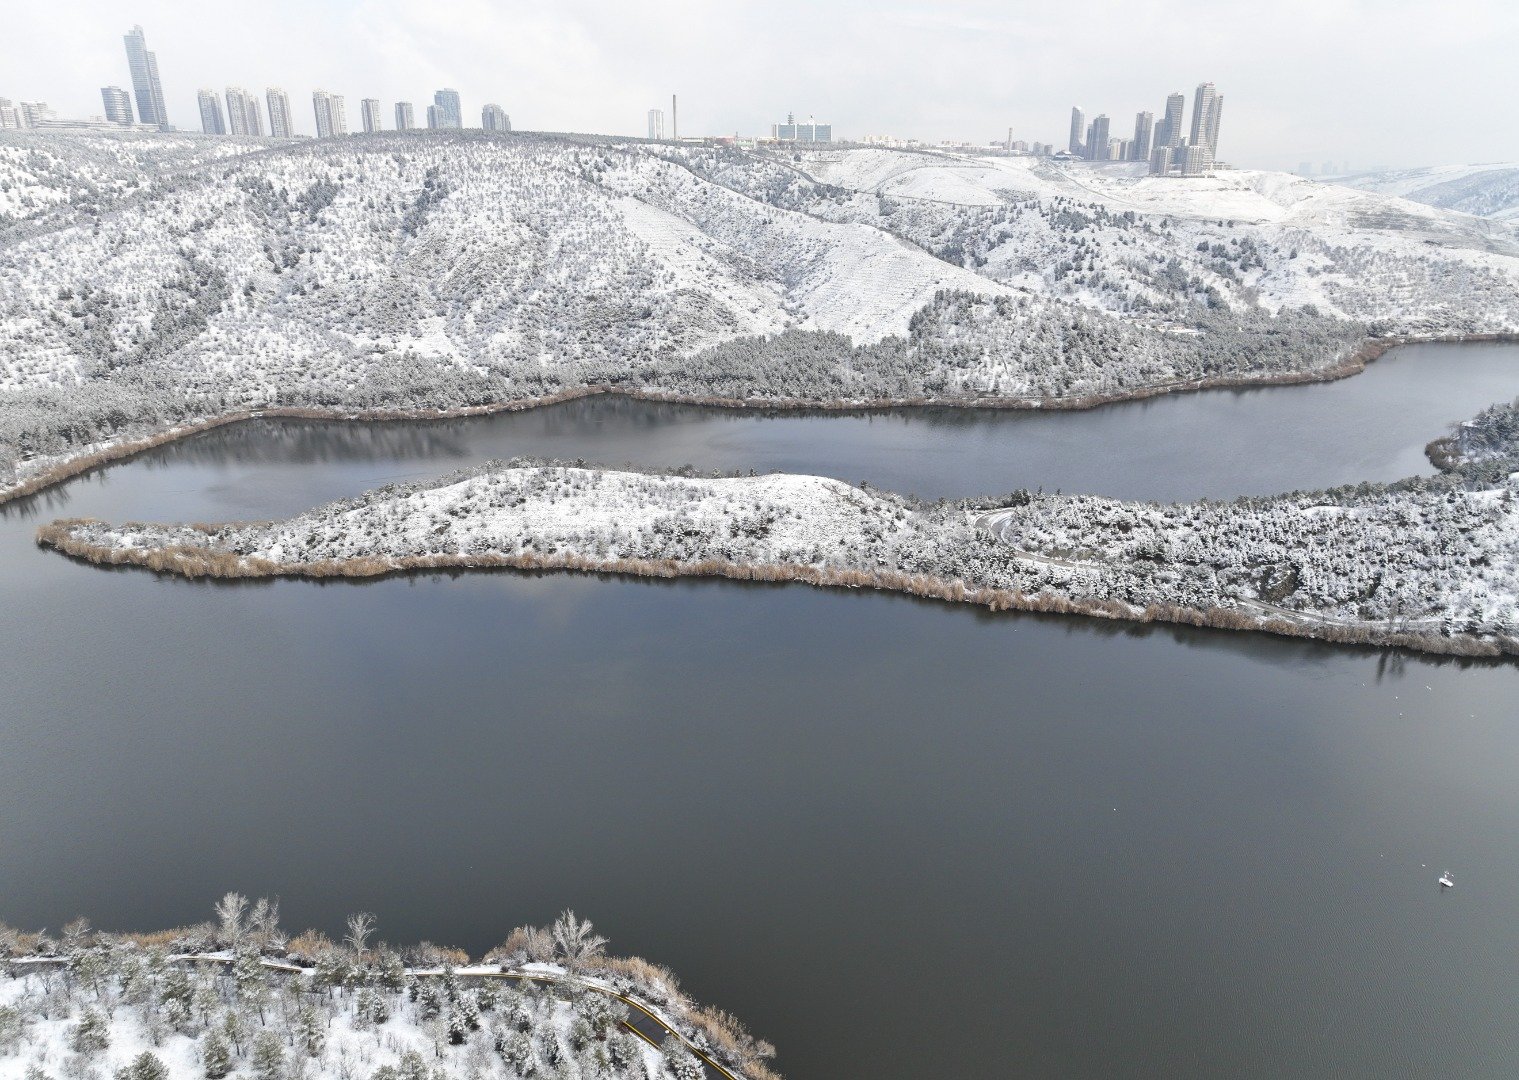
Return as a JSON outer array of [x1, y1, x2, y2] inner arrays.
[[0, 25, 512, 138], [1067, 82, 1224, 176], [195, 85, 507, 138]]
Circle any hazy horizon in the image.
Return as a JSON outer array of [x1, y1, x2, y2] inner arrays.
[[4, 0, 1517, 172]]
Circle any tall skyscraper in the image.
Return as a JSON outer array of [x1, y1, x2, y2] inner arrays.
[[433, 89, 462, 129], [266, 88, 293, 138], [647, 108, 664, 140], [20, 102, 55, 127], [100, 86, 134, 125], [1085, 114, 1110, 160], [1159, 91, 1185, 148], [361, 98, 382, 133], [225, 88, 262, 136], [1189, 82, 1221, 161], [482, 103, 510, 132], [122, 25, 168, 130], [1068, 106, 1085, 156], [197, 89, 226, 134], [426, 104, 440, 129], [1132, 110, 1153, 162], [312, 91, 346, 138], [0, 100, 21, 130], [394, 102, 414, 130]]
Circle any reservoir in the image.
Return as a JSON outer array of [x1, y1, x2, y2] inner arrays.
[[3, 342, 1518, 1078]]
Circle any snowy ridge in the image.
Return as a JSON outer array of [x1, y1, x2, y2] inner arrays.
[[1337, 163, 1519, 223]]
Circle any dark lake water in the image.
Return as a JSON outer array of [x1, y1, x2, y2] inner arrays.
[[3, 342, 1519, 1078]]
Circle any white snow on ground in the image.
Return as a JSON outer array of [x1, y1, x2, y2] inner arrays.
[[0, 962, 674, 1080], [44, 453, 1519, 654], [1337, 163, 1519, 222]]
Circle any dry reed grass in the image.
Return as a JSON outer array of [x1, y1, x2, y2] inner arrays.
[[35, 521, 1518, 659]]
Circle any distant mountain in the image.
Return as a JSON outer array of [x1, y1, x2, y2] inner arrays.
[[2, 131, 1517, 491], [1335, 162, 1519, 223]]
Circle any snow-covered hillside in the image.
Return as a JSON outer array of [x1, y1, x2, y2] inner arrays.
[[1337, 163, 1519, 223], [1, 131, 1516, 497]]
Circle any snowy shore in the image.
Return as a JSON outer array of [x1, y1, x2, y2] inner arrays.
[[6, 133, 1519, 501], [1, 901, 774, 1080], [36, 409, 1519, 657]]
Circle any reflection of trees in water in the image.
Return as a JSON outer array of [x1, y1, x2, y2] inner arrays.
[[151, 418, 477, 469]]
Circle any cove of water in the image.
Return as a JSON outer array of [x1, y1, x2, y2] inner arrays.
[[3, 342, 1519, 1078]]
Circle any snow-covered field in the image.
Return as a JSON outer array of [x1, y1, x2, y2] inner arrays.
[[40, 401, 1519, 655], [2, 131, 1517, 496]]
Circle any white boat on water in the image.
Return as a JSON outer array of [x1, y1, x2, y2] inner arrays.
[[1438, 871, 1455, 888]]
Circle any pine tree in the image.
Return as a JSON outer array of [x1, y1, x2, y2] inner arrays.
[[202, 1026, 233, 1079], [115, 1053, 170, 1080], [296, 1002, 326, 1057], [250, 1029, 284, 1080], [664, 1041, 705, 1080], [68, 1007, 110, 1056]]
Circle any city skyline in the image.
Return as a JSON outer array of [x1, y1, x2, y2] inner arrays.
[[2, 2, 1517, 168]]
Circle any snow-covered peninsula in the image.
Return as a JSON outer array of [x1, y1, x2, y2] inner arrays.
[[3, 131, 1519, 503], [37, 398, 1519, 657], [0, 899, 775, 1080]]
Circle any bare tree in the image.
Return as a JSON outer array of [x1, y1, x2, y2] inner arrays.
[[550, 911, 607, 970], [214, 893, 248, 948], [249, 897, 284, 952], [344, 912, 377, 962]]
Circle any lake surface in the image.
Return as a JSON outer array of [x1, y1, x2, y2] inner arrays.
[[3, 342, 1519, 1078]]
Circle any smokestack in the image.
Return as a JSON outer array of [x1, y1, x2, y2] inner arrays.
[[672, 94, 677, 141]]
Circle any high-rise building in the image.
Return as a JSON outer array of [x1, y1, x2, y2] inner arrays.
[[426, 104, 440, 128], [1132, 110, 1153, 162], [123, 25, 169, 130], [482, 103, 510, 132], [0, 99, 20, 130], [1149, 144, 1174, 176], [1189, 82, 1221, 160], [647, 108, 664, 140], [312, 91, 346, 138], [394, 102, 414, 130], [1158, 91, 1185, 149], [433, 89, 462, 129], [100, 86, 134, 125], [361, 98, 382, 133], [1179, 143, 1210, 176], [21, 102, 55, 127], [266, 88, 293, 137], [225, 87, 262, 136], [197, 89, 226, 134], [1085, 114, 1110, 160], [1068, 106, 1086, 156]]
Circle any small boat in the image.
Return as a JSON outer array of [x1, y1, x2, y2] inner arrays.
[[1437, 871, 1455, 889]]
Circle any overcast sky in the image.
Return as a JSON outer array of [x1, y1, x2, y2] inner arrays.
[[5, 0, 1516, 171]]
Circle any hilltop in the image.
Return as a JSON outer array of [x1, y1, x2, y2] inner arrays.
[[1336, 162, 1519, 223]]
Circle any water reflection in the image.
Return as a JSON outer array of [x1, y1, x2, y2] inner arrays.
[[4, 342, 1519, 1080]]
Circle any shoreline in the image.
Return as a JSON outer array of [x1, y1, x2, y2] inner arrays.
[[34, 527, 1517, 660], [5, 331, 1515, 509]]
